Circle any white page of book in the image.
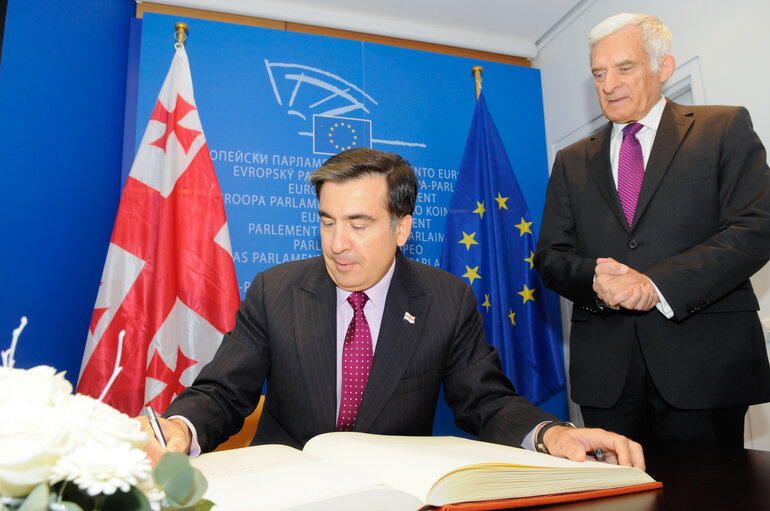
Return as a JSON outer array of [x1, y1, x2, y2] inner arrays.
[[304, 433, 641, 503], [192, 444, 421, 510]]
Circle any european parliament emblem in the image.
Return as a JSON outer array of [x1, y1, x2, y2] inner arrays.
[[313, 115, 372, 155], [263, 60, 424, 153]]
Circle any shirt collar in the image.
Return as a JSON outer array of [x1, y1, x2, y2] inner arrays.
[[611, 94, 667, 140], [335, 257, 396, 309]]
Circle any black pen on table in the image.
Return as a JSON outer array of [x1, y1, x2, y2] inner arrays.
[[145, 405, 167, 449]]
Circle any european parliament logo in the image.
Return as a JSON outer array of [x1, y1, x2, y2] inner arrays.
[[264, 59, 424, 154], [313, 115, 372, 155]]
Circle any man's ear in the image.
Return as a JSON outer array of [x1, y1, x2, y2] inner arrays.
[[658, 54, 676, 84], [395, 215, 413, 246]]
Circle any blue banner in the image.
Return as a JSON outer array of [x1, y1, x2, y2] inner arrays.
[[134, 13, 565, 426], [136, 14, 553, 298]]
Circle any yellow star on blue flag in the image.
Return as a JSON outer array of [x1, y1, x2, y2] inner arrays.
[[518, 284, 535, 303], [495, 192, 509, 210], [462, 265, 481, 285], [515, 217, 533, 236], [524, 251, 535, 270], [473, 201, 486, 219], [482, 294, 491, 312], [458, 231, 478, 250]]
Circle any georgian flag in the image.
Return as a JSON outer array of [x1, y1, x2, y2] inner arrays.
[[77, 46, 240, 416]]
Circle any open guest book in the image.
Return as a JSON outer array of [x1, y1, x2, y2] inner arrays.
[[191, 432, 661, 511]]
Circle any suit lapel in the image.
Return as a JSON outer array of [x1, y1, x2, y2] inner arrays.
[[587, 123, 630, 230], [293, 260, 338, 432], [355, 252, 431, 432], [633, 100, 694, 227]]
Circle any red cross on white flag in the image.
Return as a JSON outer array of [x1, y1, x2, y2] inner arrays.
[[76, 46, 240, 416]]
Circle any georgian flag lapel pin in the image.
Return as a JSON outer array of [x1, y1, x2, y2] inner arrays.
[[403, 312, 416, 324]]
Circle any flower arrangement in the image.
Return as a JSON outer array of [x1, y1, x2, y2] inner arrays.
[[0, 318, 212, 511]]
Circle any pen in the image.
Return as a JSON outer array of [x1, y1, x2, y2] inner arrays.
[[145, 405, 167, 449], [594, 448, 606, 462]]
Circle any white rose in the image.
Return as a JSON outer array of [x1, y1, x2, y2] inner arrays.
[[0, 387, 71, 497], [54, 393, 148, 451], [0, 366, 149, 499], [0, 366, 73, 497], [0, 366, 72, 407]]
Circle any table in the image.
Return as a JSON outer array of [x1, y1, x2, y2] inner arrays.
[[522, 441, 770, 510]]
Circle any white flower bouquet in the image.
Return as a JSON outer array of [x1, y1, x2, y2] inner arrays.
[[0, 318, 212, 511]]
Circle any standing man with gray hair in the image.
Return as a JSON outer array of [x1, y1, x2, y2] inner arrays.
[[535, 13, 770, 446]]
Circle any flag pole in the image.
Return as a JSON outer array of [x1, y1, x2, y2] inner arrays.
[[472, 66, 483, 99], [175, 22, 188, 48]]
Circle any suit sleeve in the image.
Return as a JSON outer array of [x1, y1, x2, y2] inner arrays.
[[534, 150, 601, 310], [645, 107, 770, 320], [441, 283, 557, 447], [164, 272, 270, 451]]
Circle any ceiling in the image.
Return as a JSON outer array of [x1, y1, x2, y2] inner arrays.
[[139, 0, 588, 59]]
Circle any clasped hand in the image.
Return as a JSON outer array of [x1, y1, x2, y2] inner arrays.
[[593, 257, 659, 311]]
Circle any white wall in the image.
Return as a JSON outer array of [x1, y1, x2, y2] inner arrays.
[[533, 0, 770, 449]]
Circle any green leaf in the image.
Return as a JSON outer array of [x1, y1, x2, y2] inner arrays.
[[154, 451, 210, 507], [184, 467, 209, 505], [154, 452, 195, 506], [151, 453, 212, 509], [191, 498, 215, 511], [18, 484, 49, 511]]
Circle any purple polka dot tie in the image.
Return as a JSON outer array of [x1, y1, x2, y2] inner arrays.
[[336, 291, 373, 431], [618, 122, 645, 227]]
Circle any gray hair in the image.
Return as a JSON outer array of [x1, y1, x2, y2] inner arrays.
[[588, 13, 672, 72]]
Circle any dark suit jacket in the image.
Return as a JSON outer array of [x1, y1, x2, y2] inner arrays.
[[535, 100, 770, 409], [166, 251, 554, 451]]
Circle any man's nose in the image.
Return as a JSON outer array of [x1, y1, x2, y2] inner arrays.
[[602, 70, 620, 94], [330, 226, 350, 253]]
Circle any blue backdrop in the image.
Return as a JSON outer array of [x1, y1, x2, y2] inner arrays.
[[131, 14, 567, 430], [134, 14, 553, 295]]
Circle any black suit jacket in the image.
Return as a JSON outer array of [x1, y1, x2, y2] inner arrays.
[[535, 100, 770, 409], [166, 251, 553, 451]]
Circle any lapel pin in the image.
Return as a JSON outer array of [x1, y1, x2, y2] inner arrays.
[[403, 312, 415, 324]]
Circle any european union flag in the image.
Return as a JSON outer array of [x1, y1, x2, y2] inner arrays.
[[313, 115, 372, 155], [440, 94, 565, 405]]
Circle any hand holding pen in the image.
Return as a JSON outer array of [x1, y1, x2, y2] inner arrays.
[[145, 406, 167, 449], [137, 407, 194, 465]]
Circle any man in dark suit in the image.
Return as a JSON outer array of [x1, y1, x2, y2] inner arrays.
[[140, 147, 644, 467], [535, 13, 770, 447]]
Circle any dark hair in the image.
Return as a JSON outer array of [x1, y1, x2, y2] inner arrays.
[[310, 148, 419, 224]]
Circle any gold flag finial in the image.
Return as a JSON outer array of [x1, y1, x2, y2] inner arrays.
[[174, 22, 188, 48], [472, 66, 483, 99]]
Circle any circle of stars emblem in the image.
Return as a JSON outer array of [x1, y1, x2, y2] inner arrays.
[[328, 122, 359, 151]]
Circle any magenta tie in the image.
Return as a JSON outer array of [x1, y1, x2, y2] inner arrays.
[[618, 122, 645, 227], [336, 291, 373, 431]]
